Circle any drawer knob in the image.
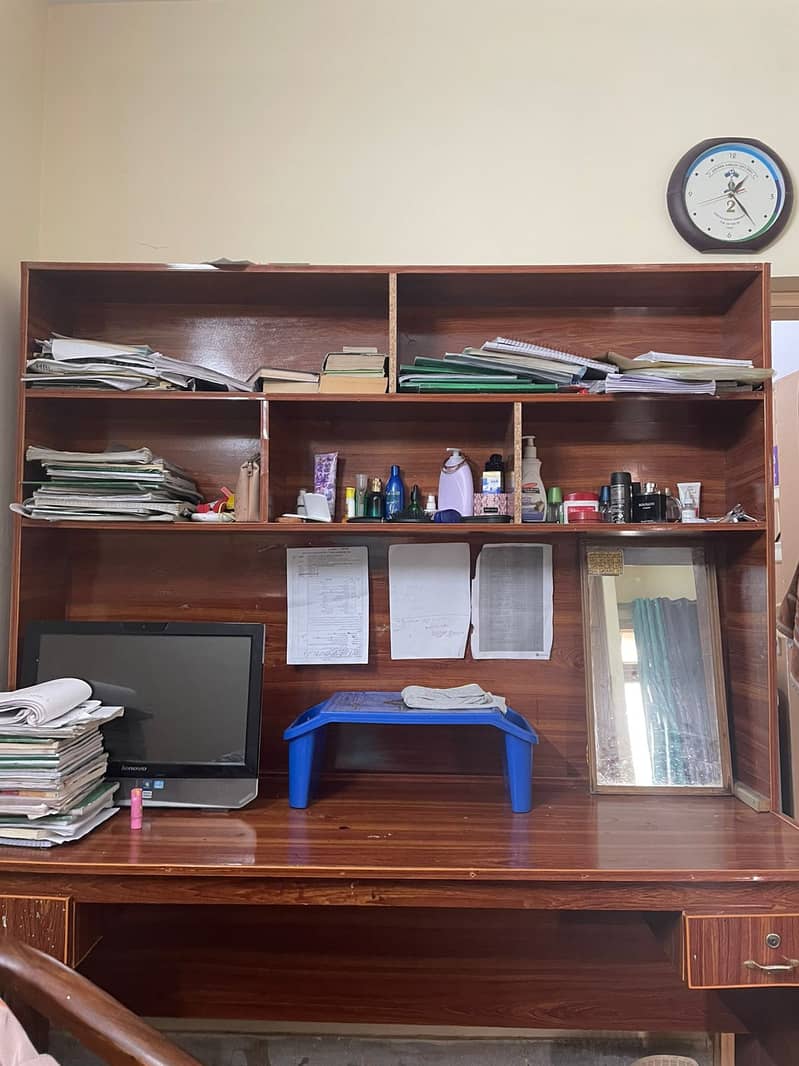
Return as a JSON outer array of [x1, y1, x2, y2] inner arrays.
[[744, 957, 799, 974]]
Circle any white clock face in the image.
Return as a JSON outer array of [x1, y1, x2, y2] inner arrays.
[[683, 142, 787, 243]]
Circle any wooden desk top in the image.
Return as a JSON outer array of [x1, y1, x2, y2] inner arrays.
[[1, 777, 799, 906]]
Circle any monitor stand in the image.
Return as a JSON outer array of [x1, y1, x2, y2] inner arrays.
[[111, 777, 258, 810]]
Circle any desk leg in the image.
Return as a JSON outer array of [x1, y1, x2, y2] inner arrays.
[[0, 895, 74, 1051]]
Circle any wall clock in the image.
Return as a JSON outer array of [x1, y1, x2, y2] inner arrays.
[[667, 138, 793, 252]]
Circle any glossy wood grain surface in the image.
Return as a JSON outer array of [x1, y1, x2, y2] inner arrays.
[[79, 907, 743, 1032], [0, 779, 798, 883], [0, 897, 72, 963], [685, 913, 799, 988]]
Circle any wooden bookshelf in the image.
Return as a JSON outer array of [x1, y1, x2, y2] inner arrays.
[[9, 262, 777, 804]]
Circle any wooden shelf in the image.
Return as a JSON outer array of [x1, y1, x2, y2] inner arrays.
[[23, 389, 765, 405], [17, 518, 767, 534]]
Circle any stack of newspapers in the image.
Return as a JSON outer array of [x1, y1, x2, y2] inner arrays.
[[0, 678, 123, 847], [12, 445, 202, 522]]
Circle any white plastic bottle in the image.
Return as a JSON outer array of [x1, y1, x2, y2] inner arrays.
[[521, 436, 546, 523], [438, 448, 474, 517]]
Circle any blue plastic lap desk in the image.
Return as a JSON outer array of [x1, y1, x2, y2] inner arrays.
[[283, 691, 539, 813]]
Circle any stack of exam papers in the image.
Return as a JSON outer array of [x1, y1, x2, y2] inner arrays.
[[25, 335, 258, 392], [0, 679, 123, 843], [13, 445, 203, 522], [591, 351, 774, 395]]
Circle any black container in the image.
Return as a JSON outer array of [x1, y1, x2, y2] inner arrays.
[[634, 491, 667, 523], [608, 471, 632, 524]]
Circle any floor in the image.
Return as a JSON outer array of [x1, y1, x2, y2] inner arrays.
[[51, 1028, 712, 1066]]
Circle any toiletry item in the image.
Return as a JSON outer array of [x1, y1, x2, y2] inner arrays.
[[366, 476, 385, 519], [438, 448, 474, 517], [474, 492, 513, 516], [663, 486, 681, 522], [296, 489, 307, 517], [424, 493, 437, 517], [677, 481, 702, 522], [355, 473, 368, 517], [598, 485, 611, 522], [130, 788, 143, 831], [608, 471, 632, 524], [314, 452, 338, 520], [634, 482, 667, 523], [563, 491, 599, 523], [344, 486, 356, 519], [521, 436, 546, 522], [385, 464, 405, 518], [482, 453, 504, 494], [546, 486, 563, 523], [407, 484, 424, 518]]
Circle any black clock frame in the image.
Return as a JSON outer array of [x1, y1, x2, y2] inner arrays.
[[666, 137, 793, 253]]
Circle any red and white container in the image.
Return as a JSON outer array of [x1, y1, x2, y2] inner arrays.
[[563, 491, 599, 524]]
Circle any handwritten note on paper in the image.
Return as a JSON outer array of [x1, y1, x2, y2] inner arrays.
[[471, 543, 553, 660], [388, 543, 471, 660], [286, 546, 369, 665]]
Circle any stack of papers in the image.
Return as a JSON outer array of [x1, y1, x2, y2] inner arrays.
[[25, 335, 258, 393], [13, 445, 203, 522], [593, 350, 775, 394], [0, 679, 123, 840]]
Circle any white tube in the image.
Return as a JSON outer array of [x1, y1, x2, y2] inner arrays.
[[677, 481, 701, 522]]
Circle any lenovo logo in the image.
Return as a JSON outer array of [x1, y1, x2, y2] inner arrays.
[[122, 765, 148, 772]]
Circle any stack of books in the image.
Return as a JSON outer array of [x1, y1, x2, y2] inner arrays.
[[596, 351, 775, 395], [26, 335, 257, 393], [319, 349, 388, 394], [0, 678, 123, 847], [399, 337, 617, 393], [13, 445, 203, 522]]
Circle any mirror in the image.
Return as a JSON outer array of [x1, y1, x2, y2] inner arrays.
[[583, 544, 731, 793]]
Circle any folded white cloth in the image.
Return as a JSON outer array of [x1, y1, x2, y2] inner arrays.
[[0, 678, 92, 726], [401, 684, 506, 714]]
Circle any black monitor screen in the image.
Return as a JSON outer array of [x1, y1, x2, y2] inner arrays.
[[25, 624, 263, 776]]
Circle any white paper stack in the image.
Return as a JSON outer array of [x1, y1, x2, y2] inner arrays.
[[25, 335, 257, 393], [0, 679, 123, 834]]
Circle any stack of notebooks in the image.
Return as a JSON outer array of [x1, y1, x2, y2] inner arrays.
[[0, 678, 123, 847], [255, 366, 319, 394], [399, 337, 617, 393], [12, 445, 203, 522], [594, 351, 775, 395], [26, 335, 258, 393], [319, 348, 388, 394]]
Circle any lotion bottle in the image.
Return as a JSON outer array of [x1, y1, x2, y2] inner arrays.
[[438, 448, 473, 517], [521, 436, 546, 523]]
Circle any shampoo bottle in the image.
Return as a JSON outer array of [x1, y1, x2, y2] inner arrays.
[[521, 436, 546, 523], [385, 464, 405, 518], [438, 448, 473, 517]]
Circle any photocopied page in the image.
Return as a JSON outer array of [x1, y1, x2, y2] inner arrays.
[[286, 546, 369, 665], [388, 543, 471, 660], [471, 543, 553, 659]]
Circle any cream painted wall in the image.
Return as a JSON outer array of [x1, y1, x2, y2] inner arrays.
[[38, 0, 799, 269], [0, 0, 47, 684]]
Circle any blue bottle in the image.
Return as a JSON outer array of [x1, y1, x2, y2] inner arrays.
[[385, 464, 405, 518]]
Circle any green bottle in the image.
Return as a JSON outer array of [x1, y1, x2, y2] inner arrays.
[[406, 484, 424, 518], [366, 477, 384, 519], [546, 486, 563, 523]]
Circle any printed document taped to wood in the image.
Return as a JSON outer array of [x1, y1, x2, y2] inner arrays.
[[388, 543, 471, 659], [286, 546, 369, 665], [471, 543, 553, 659]]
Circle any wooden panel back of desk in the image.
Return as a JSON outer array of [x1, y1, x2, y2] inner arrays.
[[14, 526, 586, 782]]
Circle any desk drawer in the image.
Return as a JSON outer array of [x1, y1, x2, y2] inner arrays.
[[685, 913, 799, 988]]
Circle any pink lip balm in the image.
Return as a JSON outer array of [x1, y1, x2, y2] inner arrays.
[[130, 788, 143, 831]]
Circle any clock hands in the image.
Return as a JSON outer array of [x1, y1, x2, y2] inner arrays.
[[731, 193, 756, 226]]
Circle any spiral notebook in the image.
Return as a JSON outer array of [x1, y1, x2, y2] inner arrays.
[[482, 337, 617, 376]]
